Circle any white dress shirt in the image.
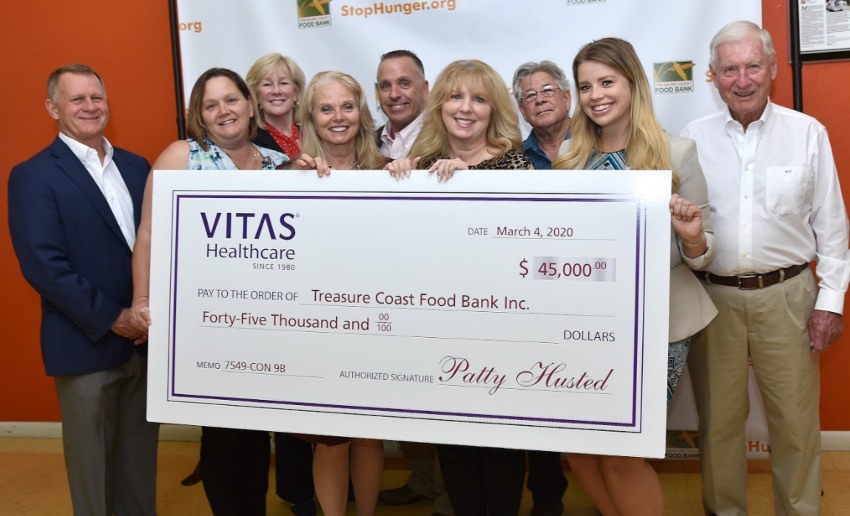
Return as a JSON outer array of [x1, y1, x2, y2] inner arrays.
[[379, 113, 424, 159], [682, 101, 850, 313], [59, 132, 136, 248]]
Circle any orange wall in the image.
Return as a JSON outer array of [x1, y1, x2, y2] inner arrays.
[[0, 0, 177, 420], [763, 1, 850, 430], [2, 1, 849, 429]]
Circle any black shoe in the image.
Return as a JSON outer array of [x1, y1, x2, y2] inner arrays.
[[378, 485, 429, 505], [529, 500, 564, 516], [291, 499, 317, 516], [180, 461, 202, 486]]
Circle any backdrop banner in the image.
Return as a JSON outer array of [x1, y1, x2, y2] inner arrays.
[[175, 0, 761, 134], [172, 0, 768, 457]]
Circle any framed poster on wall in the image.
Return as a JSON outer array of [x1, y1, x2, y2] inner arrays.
[[798, 0, 850, 61]]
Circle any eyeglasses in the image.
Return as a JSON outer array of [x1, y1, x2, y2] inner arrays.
[[521, 86, 560, 104]]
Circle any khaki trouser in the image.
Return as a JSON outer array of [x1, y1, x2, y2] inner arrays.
[[689, 268, 821, 516]]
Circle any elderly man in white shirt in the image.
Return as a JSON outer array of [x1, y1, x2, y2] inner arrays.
[[682, 21, 850, 516]]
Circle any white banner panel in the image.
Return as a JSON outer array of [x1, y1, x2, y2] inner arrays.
[[175, 0, 761, 134], [147, 170, 673, 457], [171, 0, 767, 458], [665, 366, 770, 460]]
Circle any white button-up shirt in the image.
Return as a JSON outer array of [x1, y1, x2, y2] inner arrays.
[[682, 101, 850, 313], [59, 132, 136, 249], [379, 113, 424, 159]]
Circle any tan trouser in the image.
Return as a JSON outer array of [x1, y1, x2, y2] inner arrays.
[[689, 268, 821, 516]]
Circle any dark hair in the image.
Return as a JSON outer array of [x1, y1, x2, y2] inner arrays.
[[186, 68, 257, 150], [379, 50, 425, 77]]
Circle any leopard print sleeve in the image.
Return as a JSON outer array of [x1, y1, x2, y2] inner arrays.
[[469, 149, 533, 170]]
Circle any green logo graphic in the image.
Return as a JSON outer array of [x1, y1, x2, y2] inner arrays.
[[653, 61, 695, 94], [653, 62, 694, 83], [298, 0, 332, 29], [298, 0, 331, 18]]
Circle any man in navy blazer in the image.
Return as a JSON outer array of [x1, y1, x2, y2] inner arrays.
[[8, 64, 158, 516]]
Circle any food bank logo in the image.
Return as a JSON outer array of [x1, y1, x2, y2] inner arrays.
[[298, 0, 332, 28], [653, 61, 695, 94]]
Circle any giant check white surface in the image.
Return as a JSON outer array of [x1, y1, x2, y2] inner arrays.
[[147, 170, 671, 457]]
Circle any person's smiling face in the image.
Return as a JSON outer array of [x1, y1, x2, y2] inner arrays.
[[711, 36, 776, 128], [377, 56, 429, 134], [200, 76, 254, 145], [256, 65, 299, 120], [441, 85, 492, 145], [518, 71, 571, 131], [46, 72, 110, 148], [577, 60, 632, 137], [312, 80, 360, 147]]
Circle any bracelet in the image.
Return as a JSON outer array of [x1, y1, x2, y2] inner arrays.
[[682, 231, 706, 248]]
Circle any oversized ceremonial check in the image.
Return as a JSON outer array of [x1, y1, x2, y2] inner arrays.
[[147, 170, 672, 457]]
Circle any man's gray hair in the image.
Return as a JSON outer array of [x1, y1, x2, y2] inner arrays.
[[47, 64, 104, 102], [709, 20, 776, 69], [511, 61, 570, 104]]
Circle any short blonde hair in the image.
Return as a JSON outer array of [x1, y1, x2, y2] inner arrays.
[[245, 53, 306, 129]]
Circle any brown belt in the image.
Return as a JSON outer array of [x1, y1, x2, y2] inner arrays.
[[695, 263, 809, 290]]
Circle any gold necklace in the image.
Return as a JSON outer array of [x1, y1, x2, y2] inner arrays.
[[329, 158, 361, 170], [231, 146, 261, 170]]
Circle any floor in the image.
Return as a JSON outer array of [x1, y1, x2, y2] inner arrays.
[[1, 438, 849, 515]]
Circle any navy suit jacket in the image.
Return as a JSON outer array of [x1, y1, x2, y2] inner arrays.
[[8, 136, 150, 376]]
